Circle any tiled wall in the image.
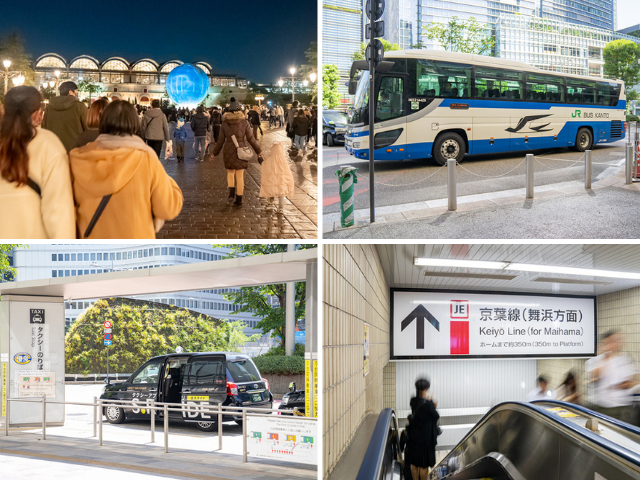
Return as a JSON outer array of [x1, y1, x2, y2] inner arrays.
[[537, 286, 640, 404], [323, 244, 390, 479]]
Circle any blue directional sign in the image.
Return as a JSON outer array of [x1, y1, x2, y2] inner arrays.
[[104, 340, 112, 346]]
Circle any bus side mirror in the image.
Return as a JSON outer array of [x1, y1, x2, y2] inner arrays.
[[348, 81, 358, 96]]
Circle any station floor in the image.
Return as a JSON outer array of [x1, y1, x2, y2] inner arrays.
[[0, 431, 316, 480]]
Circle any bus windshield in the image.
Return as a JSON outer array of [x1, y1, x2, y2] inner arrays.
[[349, 70, 370, 124]]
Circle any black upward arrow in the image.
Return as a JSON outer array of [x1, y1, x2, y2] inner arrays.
[[401, 304, 440, 349]]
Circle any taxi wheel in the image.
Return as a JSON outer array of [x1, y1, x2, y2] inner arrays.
[[327, 134, 335, 147], [195, 421, 217, 432], [105, 405, 126, 424]]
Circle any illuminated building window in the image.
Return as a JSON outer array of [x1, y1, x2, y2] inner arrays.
[[161, 62, 181, 73], [102, 60, 128, 71], [36, 56, 66, 69], [132, 61, 158, 72], [69, 58, 99, 70]]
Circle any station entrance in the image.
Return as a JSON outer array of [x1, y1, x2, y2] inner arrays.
[[323, 244, 640, 480]]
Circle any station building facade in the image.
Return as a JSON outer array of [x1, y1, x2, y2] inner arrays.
[[10, 245, 264, 339], [34, 53, 249, 106]]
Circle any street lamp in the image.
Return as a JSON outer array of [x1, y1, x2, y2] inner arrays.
[[289, 67, 296, 102], [303, 80, 309, 87], [3, 59, 13, 95], [309, 72, 316, 83], [12, 75, 25, 87]]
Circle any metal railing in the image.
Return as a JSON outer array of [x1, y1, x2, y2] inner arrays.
[[4, 396, 316, 461]]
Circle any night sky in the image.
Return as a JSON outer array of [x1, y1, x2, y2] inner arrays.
[[0, 0, 317, 84]]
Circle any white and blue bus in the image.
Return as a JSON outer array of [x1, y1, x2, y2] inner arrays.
[[345, 50, 626, 165]]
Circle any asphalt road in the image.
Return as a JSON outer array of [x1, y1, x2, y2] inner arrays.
[[323, 139, 628, 214]]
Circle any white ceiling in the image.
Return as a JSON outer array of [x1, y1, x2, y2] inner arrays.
[[377, 244, 640, 296], [0, 249, 317, 300]]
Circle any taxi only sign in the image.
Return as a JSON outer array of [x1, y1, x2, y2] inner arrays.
[[391, 289, 596, 360]]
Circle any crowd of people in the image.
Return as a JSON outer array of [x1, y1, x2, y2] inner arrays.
[[396, 329, 639, 479], [0, 81, 314, 239]]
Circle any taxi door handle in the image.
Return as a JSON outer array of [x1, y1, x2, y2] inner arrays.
[[183, 389, 191, 393], [149, 389, 157, 393]]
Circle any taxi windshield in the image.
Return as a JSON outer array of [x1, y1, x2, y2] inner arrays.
[[227, 360, 261, 383]]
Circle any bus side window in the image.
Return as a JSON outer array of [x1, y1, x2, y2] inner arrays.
[[376, 77, 404, 122]]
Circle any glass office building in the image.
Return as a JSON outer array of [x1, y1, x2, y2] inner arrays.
[[322, 0, 365, 99], [539, 0, 616, 31], [497, 15, 640, 77], [10, 245, 262, 337]]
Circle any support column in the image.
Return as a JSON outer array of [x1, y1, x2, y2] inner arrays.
[[285, 245, 296, 356], [304, 261, 318, 418]]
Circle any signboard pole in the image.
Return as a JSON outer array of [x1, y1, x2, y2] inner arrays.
[[106, 345, 109, 382], [368, 16, 376, 224]]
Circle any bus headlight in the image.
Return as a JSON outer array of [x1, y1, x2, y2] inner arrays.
[[354, 142, 361, 148]]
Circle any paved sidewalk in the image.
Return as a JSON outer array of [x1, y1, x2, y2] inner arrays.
[[0, 431, 316, 480], [158, 124, 317, 239], [324, 169, 640, 239]]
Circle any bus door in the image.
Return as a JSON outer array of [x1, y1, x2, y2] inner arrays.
[[373, 75, 408, 160], [181, 355, 227, 423]]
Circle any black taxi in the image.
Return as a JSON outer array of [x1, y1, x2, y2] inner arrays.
[[100, 352, 272, 431]]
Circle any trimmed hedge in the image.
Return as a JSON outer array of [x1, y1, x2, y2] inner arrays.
[[254, 355, 305, 375], [262, 343, 305, 357], [628, 114, 639, 123]]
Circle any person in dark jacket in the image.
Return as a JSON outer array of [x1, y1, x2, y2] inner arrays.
[[407, 378, 439, 480], [42, 81, 88, 153], [210, 107, 222, 143], [213, 100, 264, 207], [74, 98, 109, 149], [400, 415, 415, 480], [141, 99, 169, 158], [247, 105, 264, 139], [292, 109, 310, 152], [190, 106, 209, 162]]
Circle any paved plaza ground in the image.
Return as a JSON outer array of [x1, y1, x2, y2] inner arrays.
[[158, 123, 317, 239], [0, 385, 316, 480]]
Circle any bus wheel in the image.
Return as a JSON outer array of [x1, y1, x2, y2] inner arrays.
[[574, 128, 593, 152], [195, 421, 217, 432], [105, 406, 126, 424], [433, 132, 465, 166]]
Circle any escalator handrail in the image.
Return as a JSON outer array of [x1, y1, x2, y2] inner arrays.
[[532, 399, 640, 437], [355, 408, 401, 480], [433, 401, 640, 473]]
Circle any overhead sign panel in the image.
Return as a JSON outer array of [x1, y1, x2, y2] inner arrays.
[[391, 289, 597, 360]]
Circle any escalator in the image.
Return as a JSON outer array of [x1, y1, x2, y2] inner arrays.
[[431, 400, 640, 480], [356, 402, 640, 480]]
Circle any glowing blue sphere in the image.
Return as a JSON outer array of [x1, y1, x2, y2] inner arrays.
[[166, 64, 209, 107]]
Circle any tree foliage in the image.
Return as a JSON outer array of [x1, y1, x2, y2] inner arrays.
[[422, 16, 495, 55], [352, 40, 400, 62], [77, 80, 103, 105], [603, 39, 640, 89], [322, 64, 342, 109], [0, 34, 35, 103], [65, 298, 257, 374], [212, 244, 317, 348], [0, 244, 27, 281], [299, 42, 318, 104]]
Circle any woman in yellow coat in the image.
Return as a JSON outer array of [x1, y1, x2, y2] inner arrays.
[[70, 100, 183, 239]]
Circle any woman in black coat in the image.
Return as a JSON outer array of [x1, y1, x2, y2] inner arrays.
[[407, 378, 439, 479]]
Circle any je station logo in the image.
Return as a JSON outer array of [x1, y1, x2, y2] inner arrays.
[[400, 300, 470, 355]]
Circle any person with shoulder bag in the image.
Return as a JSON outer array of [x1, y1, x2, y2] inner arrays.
[[70, 100, 183, 239], [212, 99, 264, 207], [407, 378, 440, 480], [141, 99, 170, 158], [0, 86, 75, 238]]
